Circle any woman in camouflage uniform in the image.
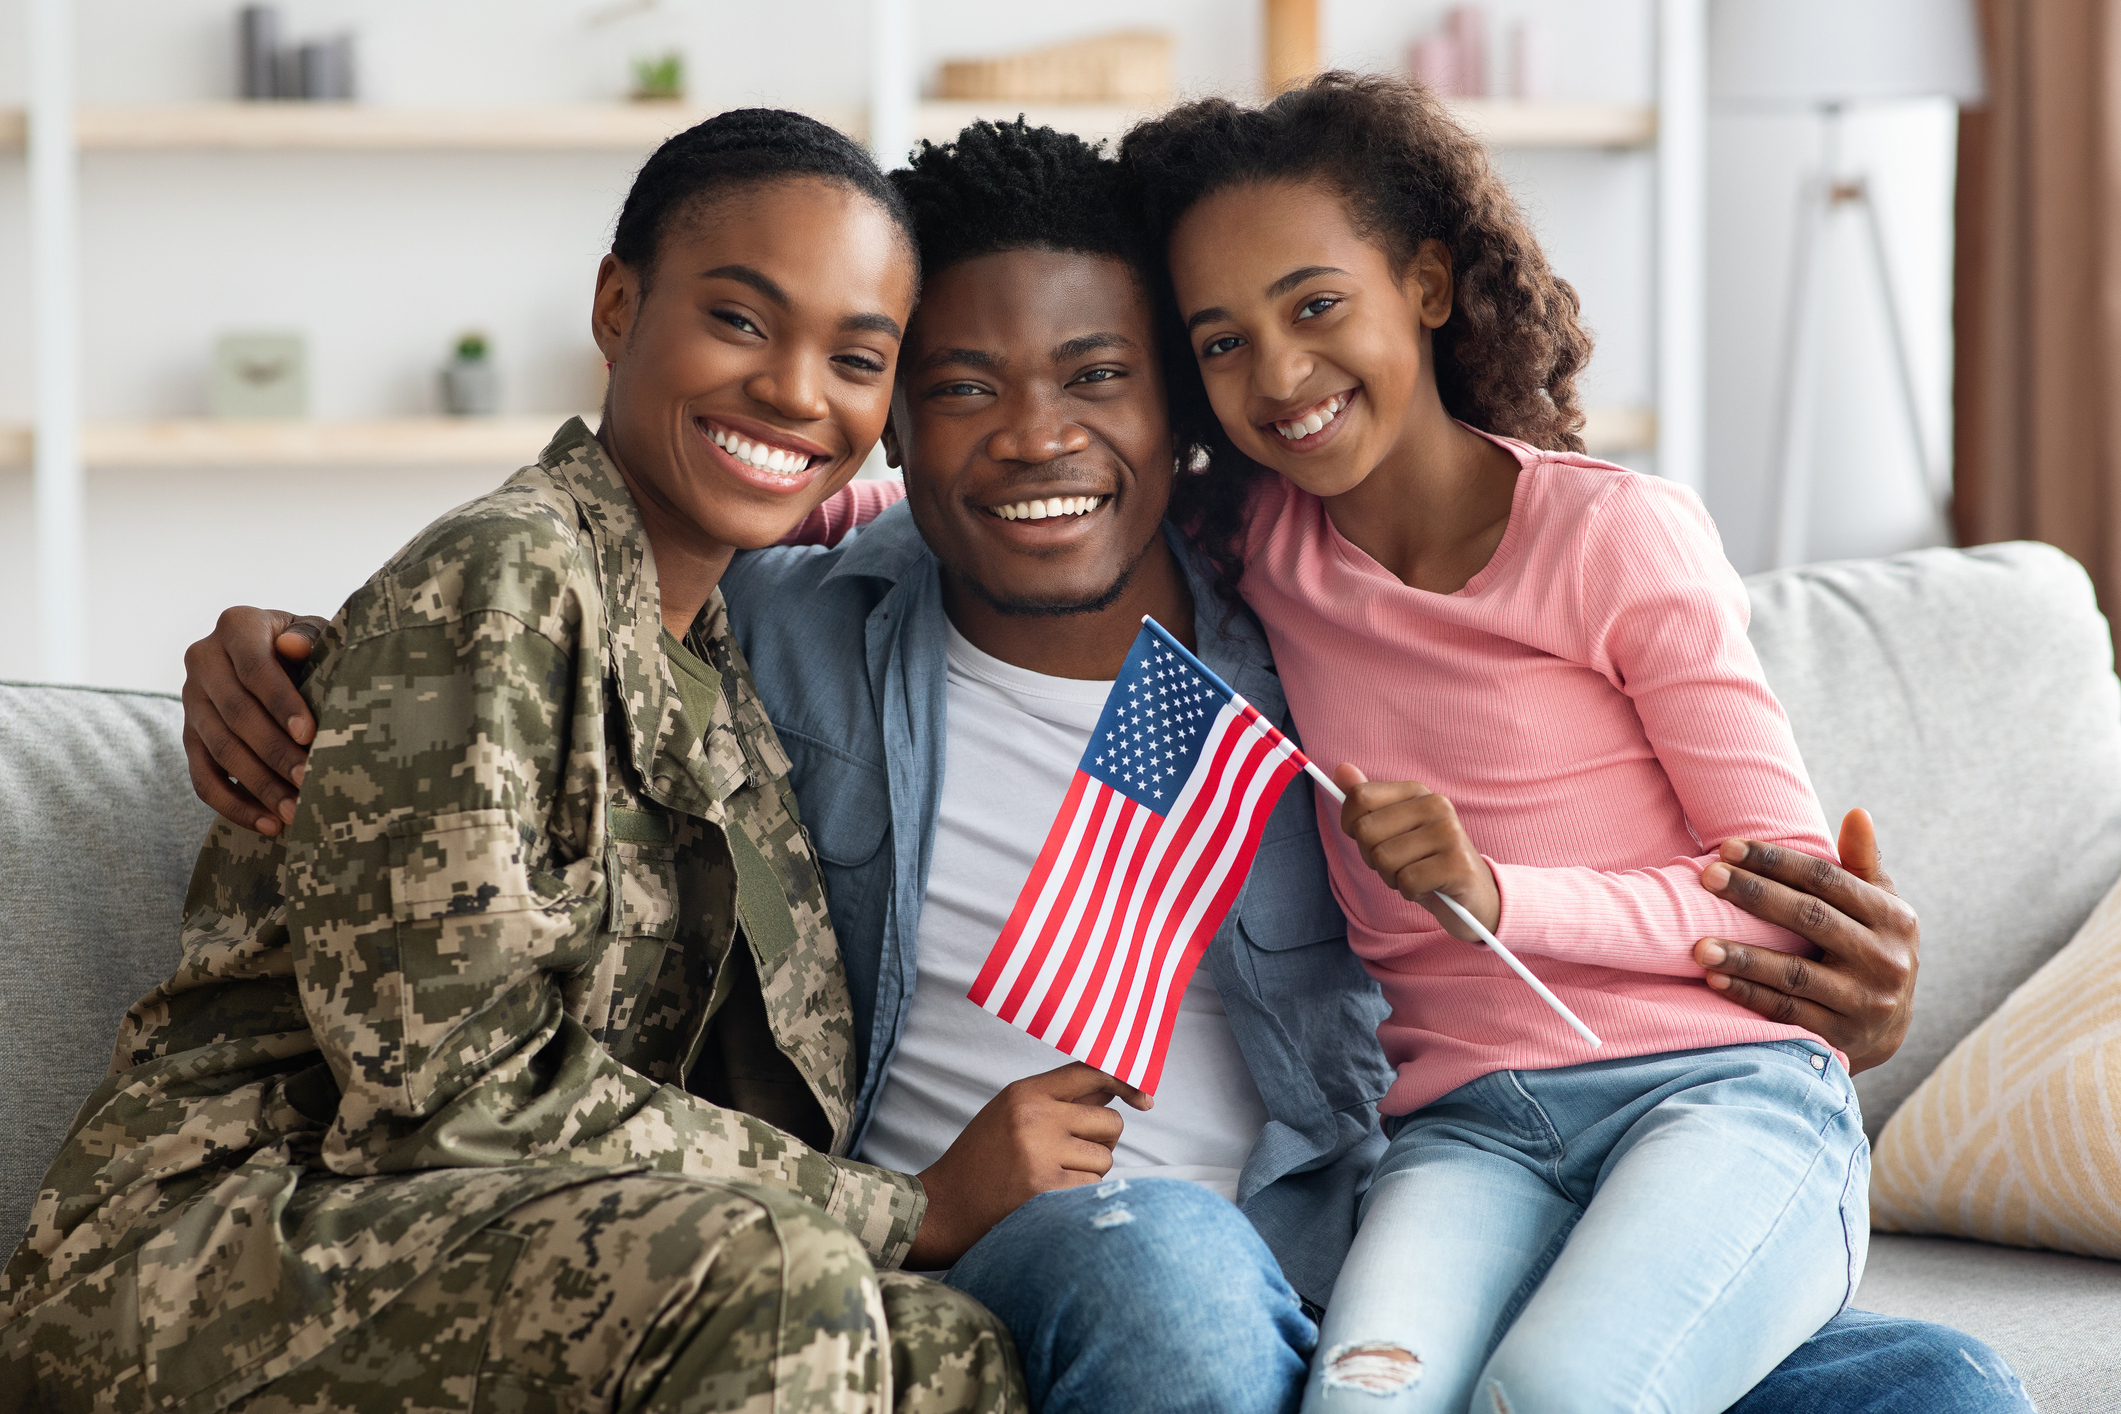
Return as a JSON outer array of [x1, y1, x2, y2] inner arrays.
[[0, 111, 1021, 1414]]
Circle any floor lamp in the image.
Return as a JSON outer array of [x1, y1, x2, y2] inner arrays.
[[1710, 0, 1985, 570]]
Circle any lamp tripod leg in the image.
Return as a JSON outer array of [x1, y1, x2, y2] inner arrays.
[[1850, 188, 1949, 526], [1768, 176, 1826, 570]]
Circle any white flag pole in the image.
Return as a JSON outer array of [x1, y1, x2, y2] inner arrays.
[[1301, 759, 1603, 1049]]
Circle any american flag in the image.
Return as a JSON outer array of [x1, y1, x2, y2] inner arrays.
[[968, 617, 1311, 1093]]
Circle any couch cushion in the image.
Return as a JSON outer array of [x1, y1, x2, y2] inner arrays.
[[1871, 867, 2121, 1258], [1746, 543, 2121, 1137], [1855, 1233, 2121, 1412], [0, 682, 211, 1254]]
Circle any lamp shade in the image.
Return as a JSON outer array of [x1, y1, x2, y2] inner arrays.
[[1711, 0, 1986, 107]]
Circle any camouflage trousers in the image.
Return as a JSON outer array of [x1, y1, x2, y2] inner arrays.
[[228, 1175, 1023, 1414]]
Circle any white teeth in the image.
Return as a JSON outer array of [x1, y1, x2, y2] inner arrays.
[[709, 425, 813, 476], [990, 495, 1105, 522], [1277, 394, 1350, 440]]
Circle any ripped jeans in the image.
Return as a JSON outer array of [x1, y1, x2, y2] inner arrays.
[[1305, 1041, 1869, 1414], [946, 1176, 1316, 1414]]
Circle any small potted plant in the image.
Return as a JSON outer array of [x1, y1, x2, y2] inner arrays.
[[440, 331, 498, 417], [631, 51, 685, 103]]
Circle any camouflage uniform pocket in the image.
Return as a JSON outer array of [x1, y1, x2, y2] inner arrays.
[[389, 809, 542, 922], [609, 807, 681, 940], [386, 809, 582, 1109]]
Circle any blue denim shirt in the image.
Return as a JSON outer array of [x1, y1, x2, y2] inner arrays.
[[723, 503, 1392, 1303]]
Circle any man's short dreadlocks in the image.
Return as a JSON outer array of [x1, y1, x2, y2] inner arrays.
[[889, 118, 1157, 286], [888, 119, 1216, 471]]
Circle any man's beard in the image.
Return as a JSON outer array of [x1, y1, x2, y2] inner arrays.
[[948, 521, 1161, 619]]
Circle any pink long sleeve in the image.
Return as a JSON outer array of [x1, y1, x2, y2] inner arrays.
[[1238, 433, 1841, 1113], [777, 479, 906, 546], [1482, 470, 1835, 975]]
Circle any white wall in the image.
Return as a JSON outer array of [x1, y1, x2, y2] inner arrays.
[[1705, 101, 1958, 572], [0, 0, 1954, 691]]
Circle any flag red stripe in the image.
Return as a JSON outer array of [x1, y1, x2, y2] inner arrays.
[[1024, 794, 1142, 1037], [1130, 752, 1301, 1091], [1058, 713, 1239, 1058], [1052, 796, 1163, 1053], [998, 782, 1121, 1021], [970, 769, 1091, 1006], [1083, 710, 1261, 1067], [1105, 723, 1281, 1080]]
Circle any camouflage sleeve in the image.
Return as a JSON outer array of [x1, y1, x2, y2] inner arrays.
[[284, 600, 925, 1265]]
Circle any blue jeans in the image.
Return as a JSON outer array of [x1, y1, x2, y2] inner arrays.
[[939, 1158, 2032, 1414], [1305, 1042, 1871, 1413], [947, 1177, 1315, 1414]]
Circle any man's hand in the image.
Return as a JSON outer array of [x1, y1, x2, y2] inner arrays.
[[1334, 763, 1500, 940], [181, 607, 329, 836], [1695, 808, 1919, 1074], [908, 1062, 1151, 1269]]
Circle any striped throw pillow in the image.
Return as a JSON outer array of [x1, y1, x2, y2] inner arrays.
[[1870, 869, 2121, 1257]]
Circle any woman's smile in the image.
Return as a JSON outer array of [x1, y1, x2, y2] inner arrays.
[[695, 412, 836, 495]]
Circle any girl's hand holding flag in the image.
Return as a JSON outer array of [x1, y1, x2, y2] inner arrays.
[[1331, 762, 1501, 942]]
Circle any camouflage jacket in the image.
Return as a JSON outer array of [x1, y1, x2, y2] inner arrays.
[[0, 419, 923, 1412]]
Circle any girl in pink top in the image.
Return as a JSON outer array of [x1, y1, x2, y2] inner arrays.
[[1122, 76, 1869, 1413]]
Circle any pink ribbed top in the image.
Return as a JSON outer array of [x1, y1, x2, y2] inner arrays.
[[1242, 433, 1839, 1114]]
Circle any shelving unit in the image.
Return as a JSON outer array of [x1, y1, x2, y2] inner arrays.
[[0, 404, 1658, 471], [13, 0, 1703, 680], [0, 416, 586, 470], [0, 97, 1650, 153]]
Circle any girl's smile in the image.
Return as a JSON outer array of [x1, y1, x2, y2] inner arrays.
[[1265, 387, 1360, 450]]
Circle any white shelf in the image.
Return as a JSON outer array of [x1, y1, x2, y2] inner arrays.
[[0, 406, 1651, 470], [0, 416, 587, 469], [0, 98, 1653, 154], [0, 103, 860, 152]]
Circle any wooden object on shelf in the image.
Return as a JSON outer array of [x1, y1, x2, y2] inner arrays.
[[1581, 405, 1656, 456], [1264, 0, 1319, 95], [937, 30, 1172, 106], [1449, 98, 1655, 148]]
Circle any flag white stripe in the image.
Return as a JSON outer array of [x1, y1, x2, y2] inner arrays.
[[1117, 733, 1298, 1084], [1035, 799, 1156, 1048], [1002, 788, 1133, 1025], [1094, 713, 1282, 1079], [1064, 706, 1242, 1056], [1022, 795, 1145, 1039], [1102, 720, 1281, 1085], [977, 788, 1107, 1014]]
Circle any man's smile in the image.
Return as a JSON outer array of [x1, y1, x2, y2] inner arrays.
[[985, 494, 1110, 522]]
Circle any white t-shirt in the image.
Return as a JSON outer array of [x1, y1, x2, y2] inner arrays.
[[856, 624, 1271, 1203]]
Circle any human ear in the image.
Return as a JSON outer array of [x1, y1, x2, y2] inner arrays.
[[590, 254, 640, 363], [881, 418, 904, 471], [1405, 239, 1455, 331]]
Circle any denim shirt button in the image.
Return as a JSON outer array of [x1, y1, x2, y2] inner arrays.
[[1810, 1053, 1826, 1070]]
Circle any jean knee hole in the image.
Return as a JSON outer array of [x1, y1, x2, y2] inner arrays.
[[1320, 1340, 1422, 1395]]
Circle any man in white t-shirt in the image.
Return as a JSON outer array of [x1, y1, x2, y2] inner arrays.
[[178, 122, 2007, 1414]]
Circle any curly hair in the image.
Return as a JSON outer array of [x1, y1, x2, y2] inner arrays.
[[1120, 72, 1595, 601], [612, 108, 916, 289]]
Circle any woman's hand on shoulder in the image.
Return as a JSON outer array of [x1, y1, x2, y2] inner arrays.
[[182, 607, 330, 836], [1694, 808, 1918, 1073], [1333, 763, 1501, 939]]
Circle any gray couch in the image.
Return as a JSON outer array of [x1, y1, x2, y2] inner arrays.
[[4, 541, 2119, 1408]]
